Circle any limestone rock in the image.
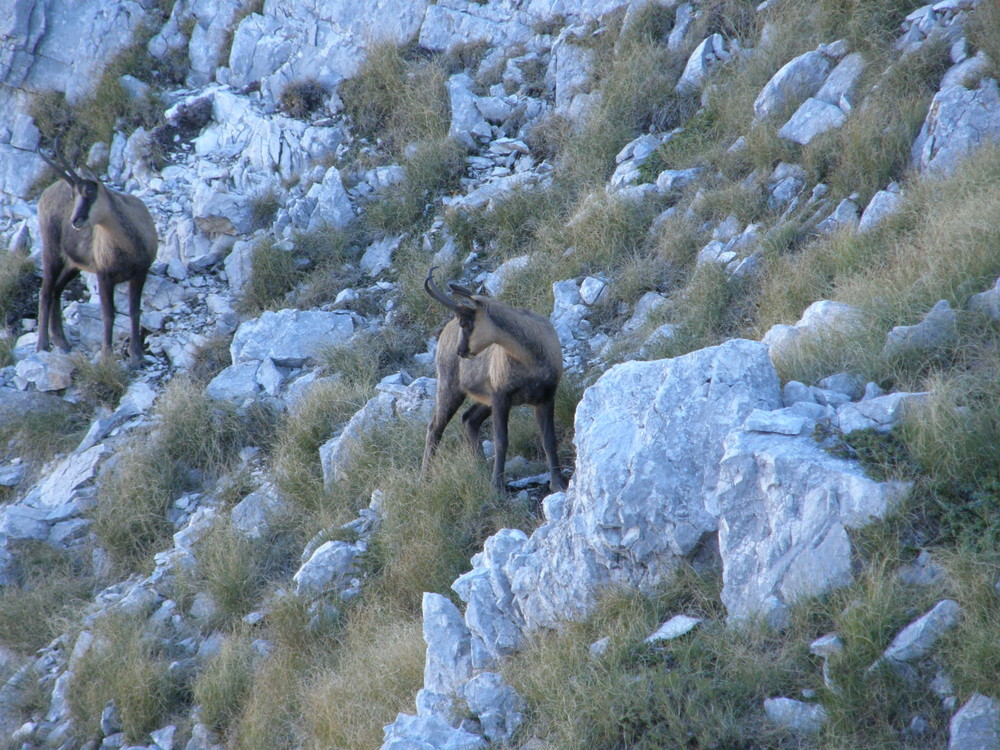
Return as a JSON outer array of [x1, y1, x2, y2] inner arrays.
[[882, 299, 959, 360], [754, 50, 834, 121], [645, 615, 702, 642], [764, 698, 828, 734], [231, 309, 354, 367], [307, 167, 354, 232], [420, 593, 473, 722], [463, 672, 524, 744], [778, 97, 846, 145], [913, 78, 1000, 175], [506, 340, 781, 632], [882, 599, 961, 665], [859, 183, 903, 232], [381, 712, 486, 750], [949, 694, 1000, 750], [448, 73, 490, 149], [715, 425, 909, 627], [14, 351, 75, 392], [676, 34, 730, 95], [292, 540, 362, 598]]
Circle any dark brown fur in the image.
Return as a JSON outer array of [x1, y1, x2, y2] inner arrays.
[[36, 164, 157, 367], [422, 271, 567, 493]]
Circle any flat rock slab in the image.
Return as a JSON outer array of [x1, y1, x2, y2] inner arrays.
[[230, 309, 354, 367]]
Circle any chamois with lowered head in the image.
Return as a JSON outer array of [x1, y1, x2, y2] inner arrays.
[[422, 268, 568, 493], [36, 139, 157, 367]]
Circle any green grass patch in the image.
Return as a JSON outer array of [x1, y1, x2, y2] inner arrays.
[[68, 614, 183, 744], [92, 377, 257, 572], [0, 542, 95, 654]]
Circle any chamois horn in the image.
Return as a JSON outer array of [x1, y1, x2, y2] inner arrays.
[[37, 137, 83, 186], [425, 267, 464, 312]]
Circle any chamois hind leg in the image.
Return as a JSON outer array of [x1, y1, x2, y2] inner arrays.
[[421, 387, 466, 476], [535, 399, 567, 492], [127, 270, 148, 368], [43, 264, 79, 353], [490, 393, 512, 493], [461, 403, 491, 456]]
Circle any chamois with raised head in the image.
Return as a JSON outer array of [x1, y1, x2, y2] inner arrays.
[[36, 139, 157, 367], [422, 268, 568, 493]]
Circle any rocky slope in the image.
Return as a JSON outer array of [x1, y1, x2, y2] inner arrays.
[[1, 0, 999, 748]]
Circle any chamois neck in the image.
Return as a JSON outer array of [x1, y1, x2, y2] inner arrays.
[[484, 304, 548, 365]]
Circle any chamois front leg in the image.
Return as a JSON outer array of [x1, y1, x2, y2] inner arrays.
[[422, 387, 465, 476], [96, 272, 116, 359], [48, 265, 80, 353], [127, 270, 148, 367], [490, 393, 512, 493], [536, 400, 567, 492]]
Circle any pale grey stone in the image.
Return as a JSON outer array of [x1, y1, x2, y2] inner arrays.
[[941, 52, 990, 90], [453, 529, 530, 668], [655, 167, 703, 193], [716, 424, 909, 627], [859, 183, 903, 231], [484, 255, 531, 297], [448, 73, 489, 149], [551, 36, 594, 108], [949, 694, 1000, 750], [835, 391, 927, 434], [754, 50, 834, 121], [913, 78, 1000, 175], [420, 0, 530, 53], [223, 239, 256, 294], [422, 592, 473, 715], [232, 484, 287, 540], [639, 323, 676, 358], [361, 234, 404, 277], [969, 276, 1000, 321], [205, 362, 261, 404], [764, 698, 828, 733], [320, 378, 435, 488], [579, 277, 608, 306], [189, 591, 220, 625], [589, 636, 610, 657], [192, 185, 253, 236], [816, 197, 860, 233], [645, 615, 702, 642], [810, 633, 843, 658], [783, 381, 814, 406], [307, 166, 354, 232], [505, 341, 781, 631], [762, 300, 865, 363], [463, 672, 524, 743], [766, 162, 807, 210], [380, 712, 486, 750], [667, 2, 694, 51], [743, 408, 809, 436], [14, 350, 75, 392], [676, 34, 729, 95], [818, 373, 864, 399], [779, 98, 847, 145], [231, 309, 354, 367], [883, 599, 961, 664], [883, 300, 959, 360], [293, 540, 362, 597], [151, 724, 176, 750], [898, 549, 947, 586], [815, 53, 865, 107], [623, 292, 668, 334]]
